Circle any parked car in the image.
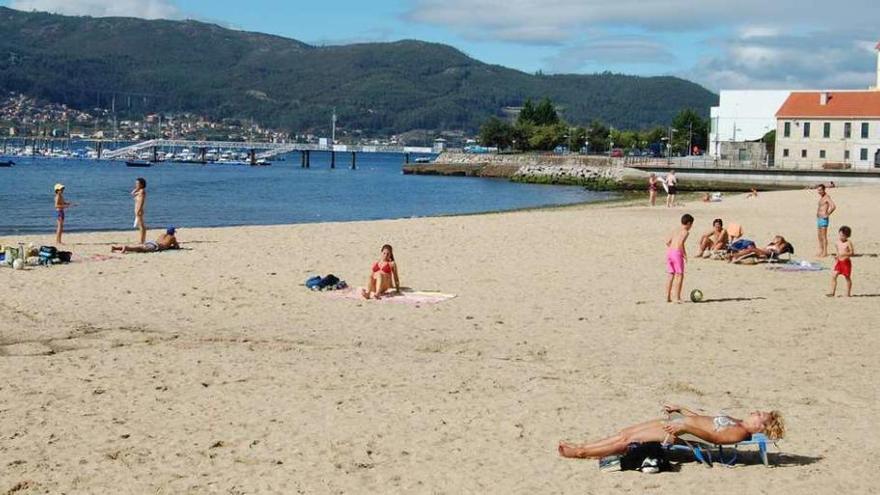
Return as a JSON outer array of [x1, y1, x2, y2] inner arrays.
[[610, 148, 624, 158]]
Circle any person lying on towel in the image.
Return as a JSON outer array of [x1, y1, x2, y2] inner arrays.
[[112, 227, 179, 254], [728, 235, 793, 263], [558, 404, 784, 459]]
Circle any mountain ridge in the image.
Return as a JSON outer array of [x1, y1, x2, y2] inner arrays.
[[0, 7, 718, 135]]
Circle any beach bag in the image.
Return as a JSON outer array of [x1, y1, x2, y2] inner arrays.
[[316, 274, 340, 290], [619, 442, 671, 473], [305, 276, 322, 290], [57, 251, 72, 263], [39, 246, 57, 259]]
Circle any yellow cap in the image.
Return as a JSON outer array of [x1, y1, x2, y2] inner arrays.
[[54, 183, 65, 192]]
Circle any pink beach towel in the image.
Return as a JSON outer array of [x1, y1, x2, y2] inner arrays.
[[325, 287, 456, 305]]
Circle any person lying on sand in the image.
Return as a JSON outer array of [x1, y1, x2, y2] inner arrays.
[[112, 227, 179, 254], [558, 404, 784, 459], [728, 235, 793, 263], [362, 244, 400, 300], [696, 218, 729, 257]]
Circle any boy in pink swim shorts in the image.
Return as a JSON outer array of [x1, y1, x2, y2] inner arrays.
[[665, 214, 694, 303]]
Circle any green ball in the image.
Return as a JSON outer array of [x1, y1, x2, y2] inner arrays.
[[690, 289, 704, 303]]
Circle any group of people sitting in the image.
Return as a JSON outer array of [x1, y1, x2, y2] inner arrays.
[[695, 219, 794, 263]]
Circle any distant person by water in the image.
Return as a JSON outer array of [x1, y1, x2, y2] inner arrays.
[[132, 177, 147, 244], [816, 184, 836, 257], [53, 183, 73, 245], [362, 244, 400, 300], [665, 170, 677, 208], [647, 173, 659, 207]]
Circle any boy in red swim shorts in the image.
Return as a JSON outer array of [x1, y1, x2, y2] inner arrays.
[[828, 225, 854, 297], [665, 213, 694, 303]]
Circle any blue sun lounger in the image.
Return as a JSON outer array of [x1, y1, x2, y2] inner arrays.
[[667, 433, 776, 467]]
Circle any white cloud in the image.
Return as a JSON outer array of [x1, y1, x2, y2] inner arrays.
[[545, 35, 675, 72], [407, 0, 880, 44], [10, 0, 180, 19], [689, 31, 879, 90], [407, 0, 880, 89]]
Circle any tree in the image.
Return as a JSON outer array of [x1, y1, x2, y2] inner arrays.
[[518, 99, 536, 126], [479, 116, 514, 149], [671, 109, 709, 155], [568, 126, 587, 152], [512, 121, 534, 151], [586, 120, 610, 153], [528, 123, 566, 151], [533, 98, 560, 126]]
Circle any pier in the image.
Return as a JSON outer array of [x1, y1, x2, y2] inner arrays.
[[101, 139, 434, 167]]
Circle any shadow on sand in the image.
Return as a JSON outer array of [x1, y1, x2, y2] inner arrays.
[[699, 297, 767, 304]]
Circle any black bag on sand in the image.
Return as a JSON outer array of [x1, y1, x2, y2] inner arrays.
[[620, 442, 671, 473], [57, 251, 72, 263], [316, 274, 340, 290]]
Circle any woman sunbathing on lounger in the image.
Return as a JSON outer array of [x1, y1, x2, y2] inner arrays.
[[728, 235, 793, 263], [362, 244, 400, 299], [558, 404, 784, 459]]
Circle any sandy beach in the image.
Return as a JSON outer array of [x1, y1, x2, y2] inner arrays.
[[1, 186, 879, 494]]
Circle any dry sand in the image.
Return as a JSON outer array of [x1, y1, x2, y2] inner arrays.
[[1, 186, 879, 494]]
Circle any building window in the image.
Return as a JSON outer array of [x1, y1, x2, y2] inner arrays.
[[861, 148, 869, 161], [783, 122, 791, 138], [803, 122, 811, 138], [820, 150, 826, 159], [845, 123, 852, 138], [862, 123, 870, 139], [783, 149, 789, 157], [801, 149, 807, 158], [823, 123, 831, 138], [845, 150, 850, 160]]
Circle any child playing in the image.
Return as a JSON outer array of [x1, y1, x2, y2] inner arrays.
[[828, 226, 854, 297], [54, 183, 72, 245], [665, 214, 694, 303]]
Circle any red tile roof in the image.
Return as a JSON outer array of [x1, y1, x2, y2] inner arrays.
[[776, 91, 880, 118]]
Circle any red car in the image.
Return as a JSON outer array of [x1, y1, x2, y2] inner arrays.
[[610, 148, 624, 158]]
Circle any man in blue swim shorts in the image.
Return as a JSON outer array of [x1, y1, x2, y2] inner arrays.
[[816, 184, 836, 257]]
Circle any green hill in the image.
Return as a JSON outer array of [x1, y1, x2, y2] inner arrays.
[[0, 7, 718, 135]]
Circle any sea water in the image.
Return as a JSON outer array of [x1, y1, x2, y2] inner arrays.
[[0, 153, 614, 235]]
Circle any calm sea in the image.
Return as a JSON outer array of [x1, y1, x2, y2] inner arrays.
[[0, 153, 613, 235]]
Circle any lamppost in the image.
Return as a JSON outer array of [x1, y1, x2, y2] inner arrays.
[[585, 139, 589, 155]]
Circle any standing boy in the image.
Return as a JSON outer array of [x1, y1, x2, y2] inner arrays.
[[132, 177, 147, 244], [665, 213, 694, 303], [816, 184, 836, 257], [54, 183, 72, 245], [828, 226, 854, 297]]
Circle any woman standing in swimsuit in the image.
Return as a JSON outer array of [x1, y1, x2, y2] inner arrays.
[[558, 404, 784, 459], [362, 244, 400, 299], [648, 174, 659, 207]]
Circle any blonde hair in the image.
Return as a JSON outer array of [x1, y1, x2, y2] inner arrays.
[[764, 410, 785, 440]]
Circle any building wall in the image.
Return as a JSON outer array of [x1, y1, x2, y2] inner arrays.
[[775, 118, 880, 169], [709, 90, 792, 158]]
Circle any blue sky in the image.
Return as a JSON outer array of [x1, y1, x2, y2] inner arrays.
[[5, 0, 880, 91]]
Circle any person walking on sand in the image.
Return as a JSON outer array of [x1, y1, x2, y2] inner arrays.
[[132, 177, 147, 244], [828, 226, 854, 297], [53, 183, 73, 245], [665, 214, 693, 303], [665, 170, 678, 208], [816, 184, 836, 257]]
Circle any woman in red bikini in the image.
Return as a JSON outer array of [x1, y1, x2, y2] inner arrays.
[[362, 244, 400, 299]]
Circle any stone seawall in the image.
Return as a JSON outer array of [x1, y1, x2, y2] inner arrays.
[[404, 152, 641, 188]]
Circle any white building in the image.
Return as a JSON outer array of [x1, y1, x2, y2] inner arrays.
[[708, 90, 792, 158]]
